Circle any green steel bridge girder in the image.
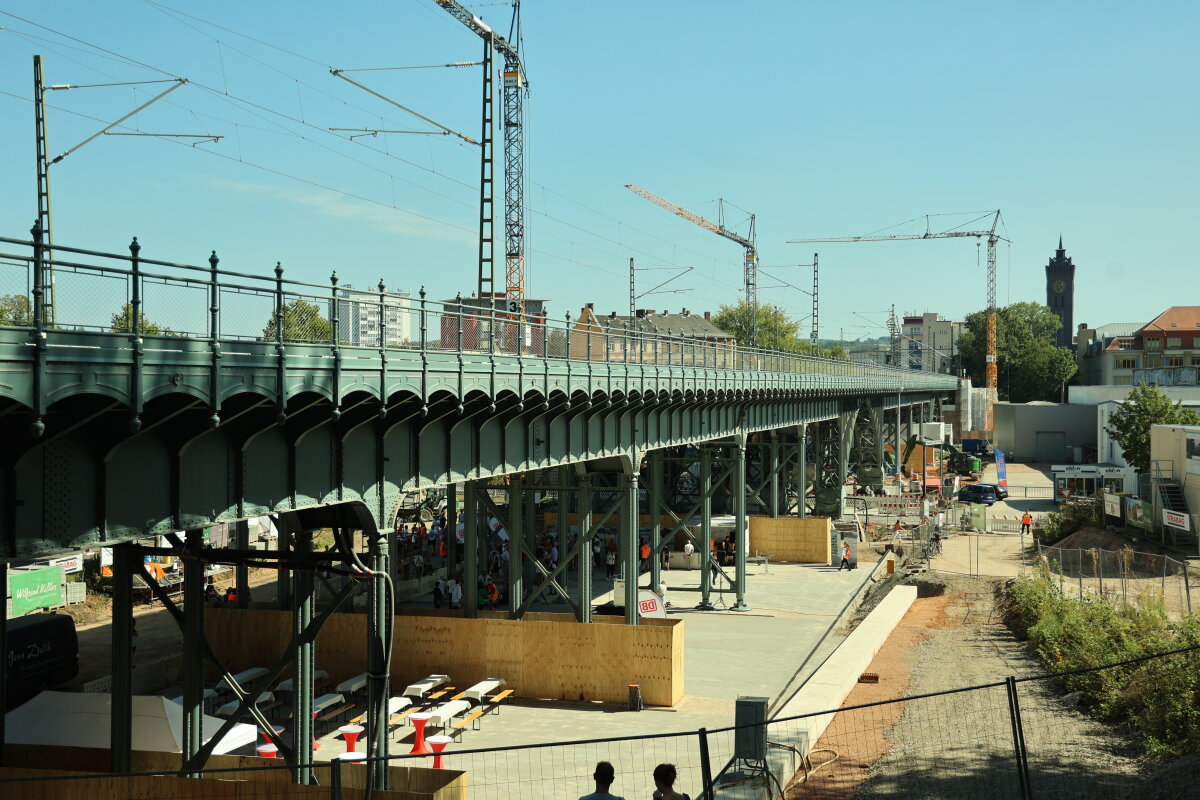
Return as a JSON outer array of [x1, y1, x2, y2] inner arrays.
[[0, 328, 954, 560]]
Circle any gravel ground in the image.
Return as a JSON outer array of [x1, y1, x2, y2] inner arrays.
[[813, 573, 1148, 800]]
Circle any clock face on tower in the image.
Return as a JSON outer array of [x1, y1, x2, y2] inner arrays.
[[1053, 280, 1067, 294]]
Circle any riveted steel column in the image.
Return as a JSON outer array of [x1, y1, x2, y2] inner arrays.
[[557, 467, 570, 603], [277, 522, 292, 611], [732, 438, 751, 611], [366, 527, 390, 791], [292, 529, 314, 784], [697, 447, 715, 610], [235, 519, 250, 608], [463, 479, 479, 618], [446, 482, 458, 570], [110, 543, 134, 773], [182, 528, 205, 775], [797, 425, 807, 518], [508, 474, 523, 611], [769, 431, 780, 518], [577, 472, 594, 622], [620, 466, 639, 624], [0, 565, 5, 760], [649, 451, 663, 590]]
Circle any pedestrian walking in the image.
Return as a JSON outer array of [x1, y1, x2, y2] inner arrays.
[[838, 540, 852, 571]]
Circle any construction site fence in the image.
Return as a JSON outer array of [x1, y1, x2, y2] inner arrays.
[[1037, 543, 1196, 620], [5, 645, 1196, 799]]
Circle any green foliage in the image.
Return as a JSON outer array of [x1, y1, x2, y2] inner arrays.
[[1008, 570, 1200, 756], [1105, 384, 1200, 473], [711, 300, 844, 358], [1035, 496, 1101, 545], [957, 302, 1077, 402], [262, 298, 333, 343], [110, 303, 175, 336], [0, 293, 34, 326]]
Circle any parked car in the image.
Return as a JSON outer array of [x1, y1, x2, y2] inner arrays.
[[958, 484, 1000, 506], [974, 482, 1009, 501]]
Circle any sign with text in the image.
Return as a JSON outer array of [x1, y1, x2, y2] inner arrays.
[[1124, 497, 1153, 531], [47, 554, 83, 574], [1102, 492, 1122, 518], [994, 448, 1008, 487], [637, 589, 667, 619], [10, 566, 64, 616], [1163, 509, 1191, 531]]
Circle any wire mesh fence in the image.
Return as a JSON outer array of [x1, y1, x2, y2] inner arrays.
[[4, 643, 1191, 799], [1038, 543, 1195, 618]]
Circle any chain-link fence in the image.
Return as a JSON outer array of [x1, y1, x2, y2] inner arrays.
[[1037, 543, 1195, 619], [7, 646, 1191, 798]]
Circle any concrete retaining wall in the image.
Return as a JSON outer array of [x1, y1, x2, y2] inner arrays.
[[774, 584, 917, 754]]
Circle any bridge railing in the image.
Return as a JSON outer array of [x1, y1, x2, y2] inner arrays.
[[0, 232, 956, 389]]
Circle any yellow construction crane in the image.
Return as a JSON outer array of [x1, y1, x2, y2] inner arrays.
[[791, 212, 1007, 429], [625, 184, 759, 344]]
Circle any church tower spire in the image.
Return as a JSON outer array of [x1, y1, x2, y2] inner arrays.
[[1045, 238, 1075, 349]]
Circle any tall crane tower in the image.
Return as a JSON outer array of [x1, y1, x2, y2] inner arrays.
[[435, 0, 528, 311], [791, 211, 1006, 428], [625, 184, 759, 344]]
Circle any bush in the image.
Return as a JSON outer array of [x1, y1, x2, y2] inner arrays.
[[1008, 569, 1200, 757], [1034, 495, 1101, 545]]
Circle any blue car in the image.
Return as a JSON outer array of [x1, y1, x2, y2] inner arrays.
[[958, 484, 999, 506]]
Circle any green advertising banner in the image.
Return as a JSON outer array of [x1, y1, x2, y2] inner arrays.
[[10, 566, 64, 616], [1123, 497, 1153, 531]]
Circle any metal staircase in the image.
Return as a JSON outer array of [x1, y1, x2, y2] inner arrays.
[[1152, 460, 1194, 550]]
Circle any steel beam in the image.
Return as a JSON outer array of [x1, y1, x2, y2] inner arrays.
[[182, 529, 205, 775], [366, 526, 390, 790], [648, 451, 663, 590], [292, 529, 314, 784], [463, 478, 479, 618], [507, 474, 523, 610], [109, 543, 134, 773], [731, 437, 750, 611], [698, 446, 714, 610], [576, 470, 593, 622], [619, 466, 639, 624], [798, 423, 808, 518]]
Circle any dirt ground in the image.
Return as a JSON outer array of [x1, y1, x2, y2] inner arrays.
[[785, 573, 1153, 799]]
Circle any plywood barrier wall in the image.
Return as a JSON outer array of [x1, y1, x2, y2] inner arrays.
[[204, 608, 684, 706], [1, 746, 466, 800], [748, 515, 832, 563]]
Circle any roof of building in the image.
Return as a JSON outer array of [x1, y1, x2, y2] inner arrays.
[[604, 311, 733, 340], [1088, 322, 1142, 340], [1139, 307, 1200, 334], [1105, 336, 1137, 352]]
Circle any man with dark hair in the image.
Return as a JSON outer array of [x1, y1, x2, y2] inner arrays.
[[651, 763, 690, 800], [579, 760, 623, 800]]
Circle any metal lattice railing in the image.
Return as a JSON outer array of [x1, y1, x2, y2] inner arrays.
[[0, 232, 957, 390]]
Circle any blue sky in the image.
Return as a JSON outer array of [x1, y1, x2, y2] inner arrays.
[[0, 1, 1195, 342]]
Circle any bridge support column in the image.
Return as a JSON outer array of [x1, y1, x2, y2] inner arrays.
[[697, 446, 715, 610], [769, 431, 780, 518], [463, 479, 479, 618], [508, 473, 524, 611], [291, 529, 314, 785], [235, 519, 250, 608], [110, 543, 134, 774], [182, 529, 205, 776], [732, 436, 751, 612], [446, 482, 458, 571], [366, 527, 390, 791], [648, 451, 663, 591], [619, 465, 639, 625], [797, 424, 807, 518], [577, 471, 593, 623], [277, 524, 292, 611]]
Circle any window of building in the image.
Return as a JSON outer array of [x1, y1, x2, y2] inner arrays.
[[1167, 337, 1183, 349], [1145, 338, 1162, 350], [1166, 357, 1184, 367], [1192, 356, 1200, 366], [1117, 357, 1137, 369]]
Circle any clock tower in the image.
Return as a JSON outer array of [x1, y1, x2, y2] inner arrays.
[[1045, 236, 1075, 349]]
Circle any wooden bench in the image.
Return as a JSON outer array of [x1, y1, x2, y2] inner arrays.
[[450, 710, 485, 740], [388, 709, 415, 732], [486, 689, 514, 714], [317, 703, 355, 724], [425, 688, 454, 704], [449, 691, 467, 701]]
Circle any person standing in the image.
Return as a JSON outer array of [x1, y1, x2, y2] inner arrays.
[[682, 539, 695, 567], [650, 763, 690, 800], [579, 761, 624, 800], [838, 539, 852, 571], [1021, 512, 1033, 534], [605, 548, 617, 580]]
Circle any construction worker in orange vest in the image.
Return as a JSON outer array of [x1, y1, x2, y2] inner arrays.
[[1021, 512, 1033, 534]]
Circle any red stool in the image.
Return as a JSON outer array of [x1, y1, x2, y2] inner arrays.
[[256, 744, 279, 759], [408, 713, 433, 755], [338, 724, 364, 753], [260, 725, 285, 745], [310, 710, 322, 751], [426, 735, 452, 769]]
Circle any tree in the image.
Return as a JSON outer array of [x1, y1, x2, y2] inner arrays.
[[711, 300, 844, 357], [957, 302, 1077, 402], [0, 294, 33, 326], [1105, 384, 1200, 472], [110, 303, 174, 336], [262, 298, 333, 343]]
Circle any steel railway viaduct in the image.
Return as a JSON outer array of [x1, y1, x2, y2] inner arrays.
[[0, 229, 957, 784]]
